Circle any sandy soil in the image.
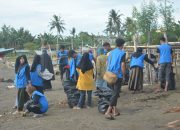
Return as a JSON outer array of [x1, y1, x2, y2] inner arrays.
[[0, 63, 180, 130]]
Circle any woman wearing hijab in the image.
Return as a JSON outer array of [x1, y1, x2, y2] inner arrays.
[[73, 53, 95, 109], [40, 43, 55, 90], [128, 47, 155, 92]]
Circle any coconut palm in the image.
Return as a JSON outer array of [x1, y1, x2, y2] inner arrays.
[[49, 15, 65, 47], [106, 9, 123, 37]]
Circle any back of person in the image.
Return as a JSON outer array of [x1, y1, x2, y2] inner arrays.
[[107, 48, 125, 78], [130, 54, 146, 68], [58, 50, 68, 65], [96, 55, 107, 79], [158, 44, 172, 64], [32, 91, 48, 113], [77, 69, 95, 90], [30, 64, 43, 87]]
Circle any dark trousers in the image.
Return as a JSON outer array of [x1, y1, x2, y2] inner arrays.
[[26, 103, 42, 114], [77, 90, 92, 108], [17, 88, 29, 111], [59, 64, 65, 80], [43, 80, 52, 90], [34, 86, 44, 94], [109, 79, 122, 106]]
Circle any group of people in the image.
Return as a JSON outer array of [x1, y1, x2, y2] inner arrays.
[[13, 36, 173, 119], [13, 45, 55, 117], [57, 37, 173, 119]]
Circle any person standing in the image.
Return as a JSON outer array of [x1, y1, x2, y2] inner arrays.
[[105, 38, 126, 119], [30, 55, 44, 94], [128, 47, 155, 93], [68, 50, 82, 82], [156, 37, 173, 92], [73, 53, 95, 109], [57, 45, 68, 80], [96, 48, 110, 90], [40, 43, 55, 90], [13, 55, 30, 114]]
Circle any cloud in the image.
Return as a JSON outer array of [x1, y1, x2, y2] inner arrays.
[[0, 0, 179, 36]]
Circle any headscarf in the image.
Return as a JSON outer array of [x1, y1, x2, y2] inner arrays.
[[77, 52, 93, 74]]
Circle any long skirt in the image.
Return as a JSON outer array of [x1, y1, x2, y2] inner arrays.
[[128, 67, 143, 91]]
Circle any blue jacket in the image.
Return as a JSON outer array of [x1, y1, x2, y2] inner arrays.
[[69, 58, 76, 78], [32, 91, 48, 113], [107, 48, 125, 78], [130, 54, 146, 68], [57, 50, 68, 65], [158, 44, 172, 64], [30, 64, 43, 87], [69, 54, 82, 79], [14, 64, 28, 88], [89, 53, 94, 62]]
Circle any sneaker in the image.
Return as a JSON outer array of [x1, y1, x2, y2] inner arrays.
[[12, 111, 23, 115], [33, 114, 43, 118], [12, 106, 17, 109], [86, 106, 91, 109], [73, 106, 81, 110]]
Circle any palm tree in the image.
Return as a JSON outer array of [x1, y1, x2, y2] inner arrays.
[[70, 27, 76, 49], [49, 15, 65, 49], [106, 9, 123, 37]]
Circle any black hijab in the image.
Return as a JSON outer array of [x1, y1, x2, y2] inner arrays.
[[77, 52, 93, 74]]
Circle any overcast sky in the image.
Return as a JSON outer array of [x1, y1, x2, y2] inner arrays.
[[0, 0, 179, 36]]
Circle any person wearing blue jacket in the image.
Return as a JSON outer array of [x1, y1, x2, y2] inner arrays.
[[30, 55, 44, 94], [156, 37, 173, 92], [68, 50, 82, 82], [105, 38, 126, 120], [13, 55, 30, 114], [57, 45, 68, 80], [24, 86, 48, 117], [128, 47, 155, 92]]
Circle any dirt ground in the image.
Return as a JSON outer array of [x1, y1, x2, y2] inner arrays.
[[0, 63, 180, 130]]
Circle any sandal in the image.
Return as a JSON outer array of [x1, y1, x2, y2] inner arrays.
[[105, 113, 114, 120], [113, 112, 120, 116]]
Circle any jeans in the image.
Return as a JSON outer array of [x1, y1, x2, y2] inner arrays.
[[109, 78, 122, 106], [77, 90, 92, 108], [96, 78, 111, 91]]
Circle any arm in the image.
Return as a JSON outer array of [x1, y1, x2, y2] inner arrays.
[[25, 65, 31, 83], [121, 54, 126, 79], [37, 65, 43, 77], [31, 94, 41, 108], [144, 54, 154, 67]]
